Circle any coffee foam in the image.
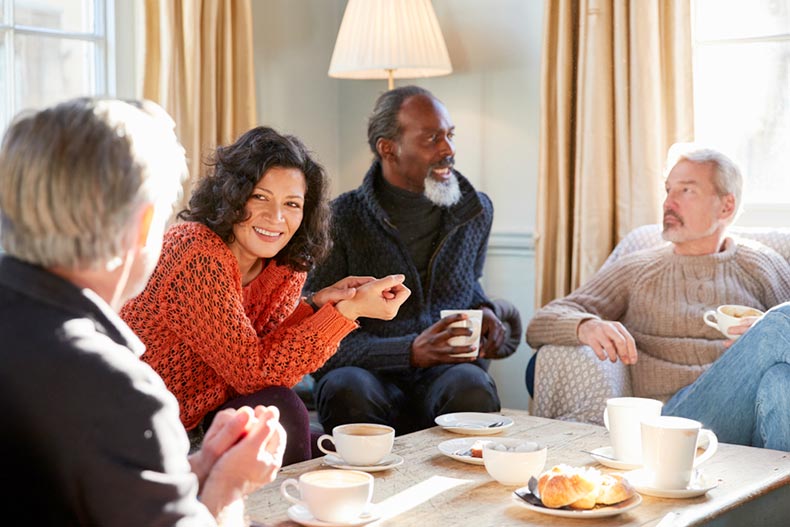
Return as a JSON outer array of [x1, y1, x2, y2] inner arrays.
[[337, 424, 392, 436], [302, 471, 370, 487]]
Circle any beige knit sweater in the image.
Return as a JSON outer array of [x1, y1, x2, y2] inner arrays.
[[526, 237, 790, 400]]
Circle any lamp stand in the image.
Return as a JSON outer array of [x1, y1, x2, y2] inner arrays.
[[387, 69, 394, 90]]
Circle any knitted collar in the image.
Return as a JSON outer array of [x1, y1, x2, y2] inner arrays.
[[357, 160, 483, 229]]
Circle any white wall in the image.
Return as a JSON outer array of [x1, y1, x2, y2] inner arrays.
[[252, 0, 544, 410]]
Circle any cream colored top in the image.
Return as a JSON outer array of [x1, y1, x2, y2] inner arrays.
[[526, 237, 790, 399]]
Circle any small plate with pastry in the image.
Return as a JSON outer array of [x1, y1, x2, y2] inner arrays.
[[437, 438, 491, 465], [434, 412, 514, 435], [512, 464, 642, 518]]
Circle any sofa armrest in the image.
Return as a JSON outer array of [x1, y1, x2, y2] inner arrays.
[[488, 298, 523, 360], [529, 345, 633, 425]]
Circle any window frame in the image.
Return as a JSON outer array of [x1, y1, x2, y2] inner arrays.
[[0, 0, 121, 132], [690, 1, 790, 227]]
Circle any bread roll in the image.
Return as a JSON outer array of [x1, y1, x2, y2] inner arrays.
[[537, 464, 598, 509], [595, 474, 635, 505], [537, 465, 635, 509]]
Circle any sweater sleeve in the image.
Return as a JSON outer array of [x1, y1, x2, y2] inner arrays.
[[526, 257, 638, 348], [161, 245, 357, 392]]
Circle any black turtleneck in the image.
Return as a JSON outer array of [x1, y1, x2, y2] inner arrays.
[[375, 175, 443, 287]]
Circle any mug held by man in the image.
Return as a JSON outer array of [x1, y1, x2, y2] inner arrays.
[[317, 423, 394, 466], [440, 309, 483, 358], [703, 304, 764, 339], [280, 469, 373, 523]]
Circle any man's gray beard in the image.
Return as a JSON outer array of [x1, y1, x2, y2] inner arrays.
[[424, 173, 462, 207]]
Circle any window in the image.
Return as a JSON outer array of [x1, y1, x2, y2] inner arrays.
[[692, 0, 790, 227], [0, 0, 112, 134]]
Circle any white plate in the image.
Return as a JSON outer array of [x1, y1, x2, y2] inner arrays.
[[624, 469, 718, 498], [512, 488, 643, 518], [437, 437, 489, 465], [322, 453, 404, 472], [434, 412, 514, 435], [587, 446, 642, 470], [287, 504, 380, 527]]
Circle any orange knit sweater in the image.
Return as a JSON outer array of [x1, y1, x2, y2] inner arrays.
[[120, 222, 357, 430]]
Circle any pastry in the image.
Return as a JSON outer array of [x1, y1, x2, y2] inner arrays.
[[537, 464, 635, 509], [537, 464, 599, 509]]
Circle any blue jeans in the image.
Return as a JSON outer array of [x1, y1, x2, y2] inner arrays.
[[663, 302, 790, 451], [314, 363, 501, 436]]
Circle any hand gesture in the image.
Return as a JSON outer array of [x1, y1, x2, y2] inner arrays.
[[410, 313, 479, 368], [311, 276, 376, 308], [577, 319, 638, 364], [334, 274, 411, 321], [478, 306, 506, 358], [197, 405, 286, 517]]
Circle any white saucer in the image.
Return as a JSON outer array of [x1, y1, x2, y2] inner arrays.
[[624, 469, 718, 498], [287, 504, 380, 527], [434, 412, 514, 435], [322, 453, 404, 472], [437, 437, 487, 465], [587, 446, 642, 470]]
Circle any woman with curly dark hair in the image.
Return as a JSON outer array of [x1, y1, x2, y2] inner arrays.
[[121, 126, 410, 465]]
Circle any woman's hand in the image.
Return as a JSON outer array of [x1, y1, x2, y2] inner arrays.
[[312, 276, 376, 308], [334, 274, 411, 321]]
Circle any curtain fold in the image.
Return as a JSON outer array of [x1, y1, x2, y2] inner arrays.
[[143, 0, 257, 212], [535, 0, 694, 308]]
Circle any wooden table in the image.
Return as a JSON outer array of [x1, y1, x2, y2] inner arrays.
[[246, 409, 790, 526]]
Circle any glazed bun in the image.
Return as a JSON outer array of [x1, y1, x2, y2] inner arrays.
[[537, 465, 635, 509], [596, 474, 635, 505], [537, 464, 599, 509]]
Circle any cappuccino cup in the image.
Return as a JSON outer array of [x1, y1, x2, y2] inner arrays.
[[703, 304, 763, 339], [440, 309, 483, 358], [317, 423, 394, 466], [280, 469, 373, 523], [603, 397, 663, 464], [641, 416, 718, 490]]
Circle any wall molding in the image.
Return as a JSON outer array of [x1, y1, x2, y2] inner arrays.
[[488, 231, 535, 257]]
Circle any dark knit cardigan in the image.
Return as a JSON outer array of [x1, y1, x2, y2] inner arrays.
[[306, 161, 494, 379]]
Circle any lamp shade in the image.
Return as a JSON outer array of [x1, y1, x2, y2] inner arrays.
[[328, 0, 453, 84]]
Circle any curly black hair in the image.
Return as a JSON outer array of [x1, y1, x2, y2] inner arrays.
[[178, 126, 331, 272]]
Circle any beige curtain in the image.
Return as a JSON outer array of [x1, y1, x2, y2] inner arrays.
[[535, 0, 694, 308], [143, 0, 257, 211]]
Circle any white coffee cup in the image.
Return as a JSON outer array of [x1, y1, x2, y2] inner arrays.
[[280, 469, 373, 523], [317, 423, 394, 466], [603, 397, 663, 464], [440, 309, 483, 358], [703, 304, 764, 339], [640, 416, 718, 490]]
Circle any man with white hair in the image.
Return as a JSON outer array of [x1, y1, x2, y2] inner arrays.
[[526, 144, 790, 441], [306, 85, 511, 435], [0, 98, 286, 525]]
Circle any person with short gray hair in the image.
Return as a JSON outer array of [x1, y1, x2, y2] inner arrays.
[[526, 144, 790, 450], [0, 97, 287, 526]]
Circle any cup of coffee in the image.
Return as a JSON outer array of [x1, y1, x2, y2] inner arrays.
[[317, 423, 394, 466], [640, 416, 718, 490], [440, 309, 483, 358], [603, 397, 663, 464], [703, 304, 764, 339], [280, 469, 373, 523]]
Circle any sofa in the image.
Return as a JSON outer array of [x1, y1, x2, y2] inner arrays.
[[529, 223, 790, 426]]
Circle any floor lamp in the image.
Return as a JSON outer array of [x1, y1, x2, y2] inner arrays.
[[328, 0, 453, 90]]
